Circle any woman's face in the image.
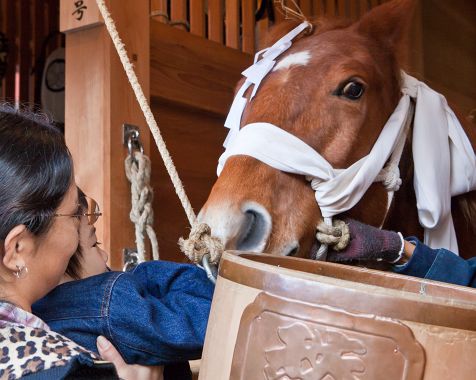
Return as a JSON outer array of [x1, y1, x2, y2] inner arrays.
[[28, 183, 81, 301], [78, 216, 109, 278]]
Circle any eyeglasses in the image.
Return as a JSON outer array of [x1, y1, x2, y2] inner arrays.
[[55, 196, 102, 225]]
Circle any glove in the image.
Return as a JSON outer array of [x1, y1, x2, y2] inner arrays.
[[317, 218, 404, 263]]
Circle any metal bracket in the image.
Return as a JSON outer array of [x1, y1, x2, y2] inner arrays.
[[123, 123, 143, 157], [123, 247, 141, 272], [122, 123, 140, 146]]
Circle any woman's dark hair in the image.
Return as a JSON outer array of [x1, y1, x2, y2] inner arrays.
[[0, 104, 73, 241]]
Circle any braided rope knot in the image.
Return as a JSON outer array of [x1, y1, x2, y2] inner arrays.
[[179, 223, 224, 265], [376, 164, 402, 192], [125, 151, 159, 261], [316, 219, 350, 251]]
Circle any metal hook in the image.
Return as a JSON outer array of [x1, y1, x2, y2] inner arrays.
[[123, 248, 141, 271], [201, 254, 218, 284], [127, 132, 143, 156], [123, 124, 144, 163]]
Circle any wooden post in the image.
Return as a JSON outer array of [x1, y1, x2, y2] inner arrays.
[[190, 0, 205, 37], [61, 0, 150, 269]]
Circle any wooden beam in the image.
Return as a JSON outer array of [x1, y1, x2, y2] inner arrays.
[[313, 0, 323, 17], [349, 0, 359, 20], [171, 0, 187, 30], [300, 0, 312, 17], [150, 20, 252, 116], [370, 0, 379, 9], [208, 0, 223, 43], [63, 0, 150, 268], [241, 0, 255, 53], [190, 0, 205, 36], [150, 0, 168, 23], [360, 0, 369, 13], [337, 0, 346, 18], [325, 0, 336, 16], [225, 0, 240, 49]]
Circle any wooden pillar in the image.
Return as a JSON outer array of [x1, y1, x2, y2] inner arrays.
[[60, 0, 150, 269]]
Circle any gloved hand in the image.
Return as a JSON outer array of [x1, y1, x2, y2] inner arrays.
[[317, 218, 404, 263]]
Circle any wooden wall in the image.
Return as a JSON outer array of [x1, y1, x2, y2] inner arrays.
[[149, 1, 393, 55], [149, 21, 252, 262], [419, 0, 475, 119], [0, 0, 62, 106]]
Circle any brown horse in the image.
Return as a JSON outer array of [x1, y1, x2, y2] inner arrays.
[[198, 0, 476, 260]]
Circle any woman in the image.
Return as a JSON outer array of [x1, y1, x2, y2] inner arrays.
[[0, 105, 162, 379]]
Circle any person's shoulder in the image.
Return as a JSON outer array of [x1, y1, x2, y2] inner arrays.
[[0, 321, 98, 378], [53, 270, 126, 292], [132, 260, 207, 278]]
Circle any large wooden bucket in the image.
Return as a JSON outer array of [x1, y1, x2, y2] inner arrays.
[[199, 252, 476, 380]]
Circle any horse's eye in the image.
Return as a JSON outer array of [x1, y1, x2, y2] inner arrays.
[[341, 81, 365, 100]]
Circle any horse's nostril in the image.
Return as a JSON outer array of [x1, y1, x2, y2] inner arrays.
[[236, 210, 260, 251], [236, 203, 271, 252]]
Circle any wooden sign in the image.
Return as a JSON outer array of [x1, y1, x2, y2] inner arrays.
[[60, 0, 103, 33]]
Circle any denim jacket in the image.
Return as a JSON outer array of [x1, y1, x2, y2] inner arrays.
[[32, 261, 214, 366], [393, 237, 476, 287]]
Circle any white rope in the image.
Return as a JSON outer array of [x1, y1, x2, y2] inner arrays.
[[125, 151, 159, 261], [375, 101, 414, 193], [95, 0, 196, 227]]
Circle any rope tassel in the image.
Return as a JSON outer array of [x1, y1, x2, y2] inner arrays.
[[125, 151, 159, 261], [178, 223, 224, 265]]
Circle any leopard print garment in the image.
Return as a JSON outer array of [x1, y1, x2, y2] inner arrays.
[[0, 321, 99, 379]]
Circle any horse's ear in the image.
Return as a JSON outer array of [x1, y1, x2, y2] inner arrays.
[[357, 0, 415, 52]]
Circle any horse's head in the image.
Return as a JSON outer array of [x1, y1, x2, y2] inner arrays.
[[199, 0, 415, 257]]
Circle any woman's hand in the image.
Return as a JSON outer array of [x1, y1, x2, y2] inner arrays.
[[318, 218, 406, 263], [97, 335, 164, 380]]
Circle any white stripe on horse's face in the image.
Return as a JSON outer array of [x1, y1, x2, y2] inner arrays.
[[273, 51, 311, 72]]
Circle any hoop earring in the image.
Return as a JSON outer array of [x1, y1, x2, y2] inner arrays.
[[14, 265, 28, 279]]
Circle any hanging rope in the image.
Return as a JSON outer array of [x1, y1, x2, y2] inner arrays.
[[125, 151, 159, 261], [274, 0, 307, 22], [95, 0, 223, 270]]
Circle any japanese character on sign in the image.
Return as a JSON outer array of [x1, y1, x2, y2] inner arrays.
[[72, 0, 87, 21]]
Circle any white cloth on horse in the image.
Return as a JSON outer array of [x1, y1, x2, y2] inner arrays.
[[223, 22, 311, 148], [403, 73, 476, 254], [218, 73, 476, 255]]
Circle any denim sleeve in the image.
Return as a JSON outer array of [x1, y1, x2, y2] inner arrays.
[[107, 261, 214, 366], [393, 237, 476, 287]]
